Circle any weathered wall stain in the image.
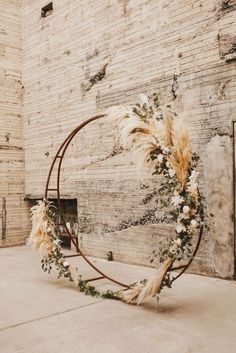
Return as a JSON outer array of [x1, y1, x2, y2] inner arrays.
[[86, 48, 99, 61], [219, 0, 236, 12], [81, 63, 108, 95], [118, 0, 130, 16], [171, 74, 179, 100], [218, 33, 236, 58]]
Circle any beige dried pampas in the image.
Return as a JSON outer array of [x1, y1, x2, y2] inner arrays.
[[121, 283, 146, 304], [106, 105, 132, 124], [108, 102, 192, 186], [29, 200, 54, 256], [122, 257, 173, 305], [108, 107, 166, 174], [109, 101, 192, 188], [164, 113, 174, 147], [169, 118, 192, 188], [107, 103, 192, 305]]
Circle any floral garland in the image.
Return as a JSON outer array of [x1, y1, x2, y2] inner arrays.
[[30, 201, 121, 300], [29, 93, 206, 305]]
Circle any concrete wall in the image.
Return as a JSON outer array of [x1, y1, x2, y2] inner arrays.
[[0, 0, 30, 247], [22, 0, 236, 277]]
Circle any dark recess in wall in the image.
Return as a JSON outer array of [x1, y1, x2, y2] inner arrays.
[[28, 198, 78, 248], [41, 2, 53, 18]]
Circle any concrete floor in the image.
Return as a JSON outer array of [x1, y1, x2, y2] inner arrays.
[[0, 247, 236, 353]]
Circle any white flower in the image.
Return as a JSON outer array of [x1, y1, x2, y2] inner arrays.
[[47, 227, 51, 232], [171, 195, 184, 207], [138, 94, 149, 106], [169, 168, 175, 177], [176, 238, 182, 246], [157, 154, 163, 163], [178, 212, 190, 222], [63, 261, 69, 267], [183, 205, 190, 214], [190, 219, 198, 228], [178, 213, 184, 221], [187, 171, 199, 198], [163, 146, 170, 154], [176, 224, 186, 233]]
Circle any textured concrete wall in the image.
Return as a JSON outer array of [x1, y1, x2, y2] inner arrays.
[[0, 0, 30, 247], [22, 0, 236, 277]]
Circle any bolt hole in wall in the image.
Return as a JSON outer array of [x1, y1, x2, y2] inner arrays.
[[41, 2, 53, 18]]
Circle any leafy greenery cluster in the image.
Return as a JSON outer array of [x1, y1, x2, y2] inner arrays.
[[130, 94, 206, 290], [39, 93, 207, 302], [41, 206, 123, 299]]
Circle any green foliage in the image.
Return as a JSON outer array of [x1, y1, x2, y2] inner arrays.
[[77, 278, 101, 297], [38, 93, 208, 303]]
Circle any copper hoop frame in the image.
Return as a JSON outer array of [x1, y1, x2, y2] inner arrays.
[[44, 114, 204, 289]]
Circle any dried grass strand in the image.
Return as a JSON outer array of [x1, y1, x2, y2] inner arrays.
[[29, 200, 54, 256], [169, 118, 192, 188], [122, 257, 173, 305]]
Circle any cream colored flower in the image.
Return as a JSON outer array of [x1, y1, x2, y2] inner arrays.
[[175, 238, 182, 246], [169, 168, 175, 177], [187, 171, 199, 199], [183, 205, 190, 214], [63, 261, 69, 267], [158, 154, 163, 163], [178, 212, 189, 223], [187, 183, 198, 199], [176, 224, 186, 233], [171, 195, 184, 207], [163, 146, 170, 154], [190, 219, 198, 228]]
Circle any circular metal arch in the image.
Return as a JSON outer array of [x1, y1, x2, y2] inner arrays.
[[44, 114, 203, 288]]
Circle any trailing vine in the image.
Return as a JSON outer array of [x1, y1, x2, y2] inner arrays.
[[29, 93, 206, 305]]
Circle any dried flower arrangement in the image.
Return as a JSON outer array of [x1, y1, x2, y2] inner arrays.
[[29, 93, 206, 305]]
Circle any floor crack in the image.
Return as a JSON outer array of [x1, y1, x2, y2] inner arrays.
[[0, 300, 103, 332]]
